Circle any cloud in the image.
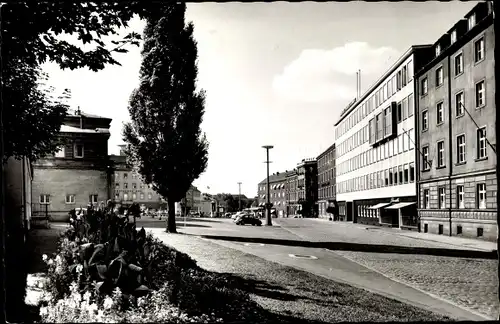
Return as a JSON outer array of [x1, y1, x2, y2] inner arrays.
[[272, 42, 400, 104]]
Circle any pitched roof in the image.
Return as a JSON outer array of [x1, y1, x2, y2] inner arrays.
[[60, 125, 110, 134], [67, 108, 112, 120]]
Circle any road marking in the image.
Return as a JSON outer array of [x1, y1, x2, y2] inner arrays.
[[244, 243, 265, 247], [288, 254, 318, 260]]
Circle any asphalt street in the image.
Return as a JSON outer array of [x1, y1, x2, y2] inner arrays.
[[136, 217, 498, 320]]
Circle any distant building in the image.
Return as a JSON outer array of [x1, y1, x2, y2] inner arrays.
[[415, 1, 496, 240], [176, 185, 202, 215], [32, 108, 113, 221], [286, 170, 299, 216], [295, 158, 318, 218], [257, 171, 290, 217], [317, 143, 337, 219], [334, 45, 434, 227], [110, 146, 164, 209]]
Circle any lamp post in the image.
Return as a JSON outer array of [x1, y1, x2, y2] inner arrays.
[[262, 145, 274, 226], [237, 182, 242, 211]]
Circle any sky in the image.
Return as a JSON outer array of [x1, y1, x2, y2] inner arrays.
[[41, 1, 478, 198]]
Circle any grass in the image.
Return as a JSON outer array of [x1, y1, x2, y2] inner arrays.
[[153, 231, 453, 323]]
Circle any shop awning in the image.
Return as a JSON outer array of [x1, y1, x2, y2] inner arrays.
[[385, 202, 416, 210], [368, 202, 392, 209]]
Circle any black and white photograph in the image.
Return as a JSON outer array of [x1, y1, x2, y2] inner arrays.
[[0, 1, 498, 323]]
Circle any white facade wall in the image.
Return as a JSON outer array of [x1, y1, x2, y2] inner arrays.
[[335, 53, 417, 202]]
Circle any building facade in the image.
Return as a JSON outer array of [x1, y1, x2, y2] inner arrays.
[[334, 46, 434, 227], [257, 171, 289, 217], [295, 159, 318, 218], [110, 149, 165, 210], [416, 2, 496, 241], [32, 109, 113, 221], [4, 156, 32, 233], [286, 170, 299, 217], [317, 144, 336, 219]]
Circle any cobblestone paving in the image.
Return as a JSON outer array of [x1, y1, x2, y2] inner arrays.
[[333, 251, 499, 319]]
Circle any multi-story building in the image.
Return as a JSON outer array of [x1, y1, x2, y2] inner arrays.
[[296, 158, 318, 218], [110, 148, 165, 210], [415, 1, 496, 240], [317, 144, 337, 219], [334, 45, 434, 227], [32, 108, 113, 221], [257, 171, 289, 217], [286, 170, 299, 217]]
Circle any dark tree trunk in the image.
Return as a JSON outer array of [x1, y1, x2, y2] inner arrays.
[[166, 198, 177, 233]]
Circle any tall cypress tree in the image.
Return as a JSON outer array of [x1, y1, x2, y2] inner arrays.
[[123, 3, 209, 233]]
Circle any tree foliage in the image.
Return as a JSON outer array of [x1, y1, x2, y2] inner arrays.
[[123, 3, 209, 233], [1, 2, 153, 162]]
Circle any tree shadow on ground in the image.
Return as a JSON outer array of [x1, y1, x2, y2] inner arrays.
[[26, 226, 67, 274], [196, 234, 497, 259]]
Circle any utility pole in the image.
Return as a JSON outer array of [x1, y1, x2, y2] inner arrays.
[[237, 182, 242, 211], [262, 145, 274, 226]]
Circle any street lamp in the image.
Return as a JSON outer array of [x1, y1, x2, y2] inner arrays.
[[262, 145, 274, 226], [237, 182, 242, 211]]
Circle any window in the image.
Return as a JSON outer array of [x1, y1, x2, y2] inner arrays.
[[115, 193, 120, 200], [454, 53, 463, 75], [55, 146, 65, 158], [132, 183, 137, 189], [437, 141, 445, 167], [450, 30, 457, 44], [403, 164, 409, 183], [123, 193, 129, 201], [409, 163, 415, 182], [389, 169, 393, 185], [457, 134, 466, 163], [422, 110, 428, 131], [89, 194, 98, 204], [65, 194, 75, 204], [402, 97, 408, 120], [40, 194, 50, 204], [422, 146, 430, 170], [477, 183, 486, 209], [474, 37, 484, 63], [74, 143, 84, 158], [123, 173, 128, 179], [398, 166, 403, 185], [421, 78, 428, 95], [438, 187, 446, 209], [477, 127, 487, 159], [402, 66, 407, 86], [115, 183, 119, 189], [407, 61, 413, 81], [132, 193, 137, 200], [435, 66, 443, 86], [408, 94, 414, 117], [435, 44, 441, 57], [384, 107, 392, 136], [124, 183, 128, 189], [436, 102, 444, 124], [393, 167, 398, 185], [468, 13, 476, 30], [423, 189, 430, 209], [148, 193, 152, 200], [455, 91, 464, 116], [397, 102, 402, 123], [457, 185, 465, 209], [397, 70, 402, 90], [475, 80, 485, 107]]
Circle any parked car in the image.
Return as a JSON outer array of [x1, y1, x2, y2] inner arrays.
[[234, 215, 262, 226], [231, 212, 246, 220]]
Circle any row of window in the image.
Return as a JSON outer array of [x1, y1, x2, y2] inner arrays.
[[336, 60, 414, 141], [421, 36, 485, 96], [318, 149, 335, 168], [422, 127, 487, 170], [318, 168, 335, 184], [39, 194, 98, 204], [115, 192, 153, 201], [421, 81, 485, 132], [117, 172, 146, 181], [116, 182, 152, 190], [422, 183, 488, 210], [54, 144, 85, 158], [338, 163, 416, 194], [338, 93, 414, 158], [337, 129, 414, 176], [357, 205, 380, 218], [318, 185, 335, 200]]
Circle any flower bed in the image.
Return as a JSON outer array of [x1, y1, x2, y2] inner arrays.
[[37, 203, 270, 323]]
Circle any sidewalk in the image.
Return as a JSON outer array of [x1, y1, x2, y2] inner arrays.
[[305, 218, 497, 252]]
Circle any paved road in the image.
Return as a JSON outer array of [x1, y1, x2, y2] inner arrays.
[[137, 217, 497, 320]]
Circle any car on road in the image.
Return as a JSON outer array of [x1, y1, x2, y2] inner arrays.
[[234, 215, 262, 226], [231, 212, 244, 220]]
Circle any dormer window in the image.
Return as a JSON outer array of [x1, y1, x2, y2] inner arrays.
[[450, 30, 457, 44], [435, 44, 441, 57], [468, 13, 476, 30]]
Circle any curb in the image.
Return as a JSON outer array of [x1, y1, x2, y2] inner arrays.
[[329, 249, 496, 321]]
